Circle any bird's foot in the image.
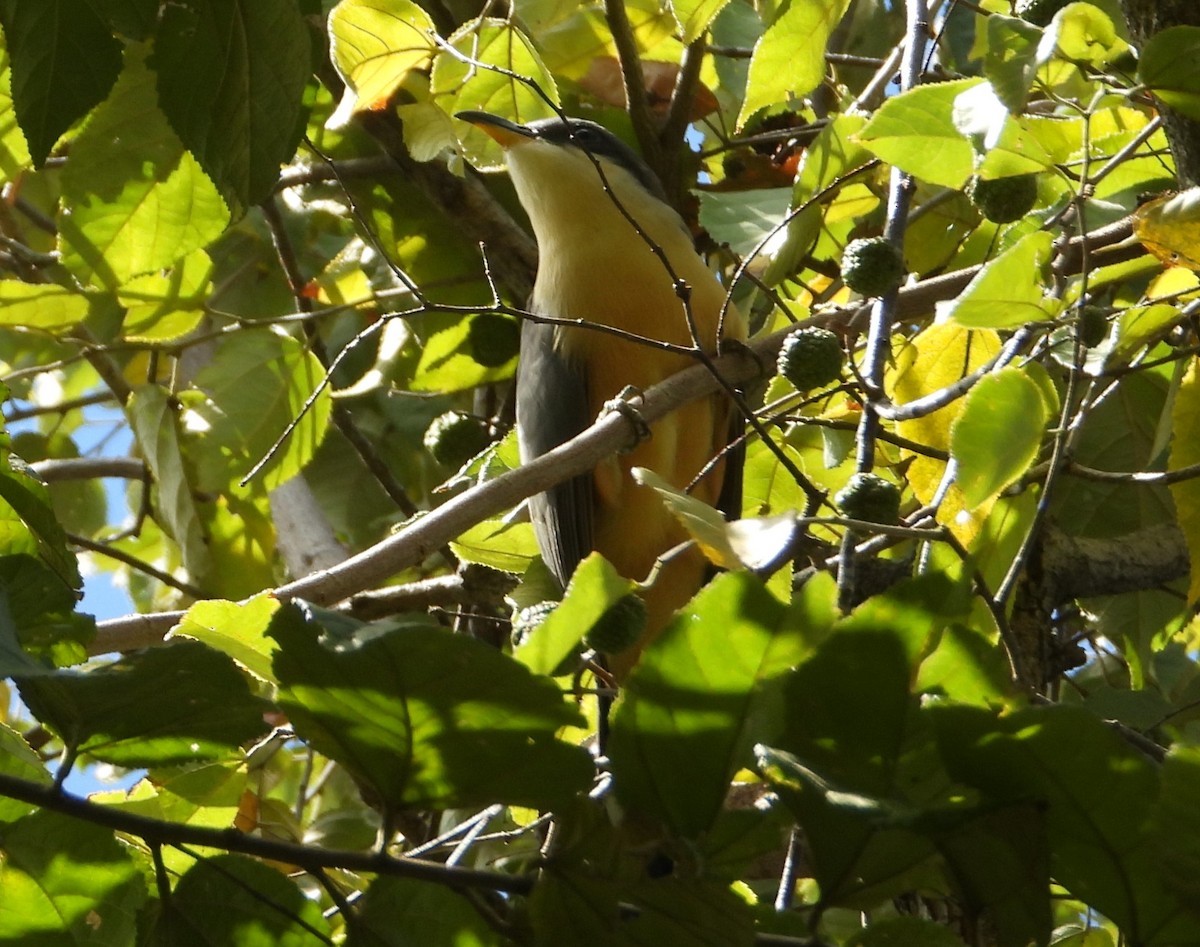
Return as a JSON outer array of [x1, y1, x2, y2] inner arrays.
[[602, 386, 651, 448]]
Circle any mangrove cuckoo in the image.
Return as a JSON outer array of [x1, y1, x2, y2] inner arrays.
[[457, 111, 745, 666]]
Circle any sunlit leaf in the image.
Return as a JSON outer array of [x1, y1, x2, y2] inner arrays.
[[58, 44, 229, 288], [855, 78, 982, 189], [0, 811, 145, 943], [329, 0, 436, 117], [514, 552, 632, 676], [951, 366, 1048, 507], [1135, 188, 1200, 271], [189, 329, 332, 492], [738, 0, 851, 129], [938, 231, 1056, 328], [0, 35, 31, 180], [128, 384, 212, 580], [669, 0, 732, 45], [1169, 357, 1200, 604], [0, 281, 90, 332], [173, 595, 282, 683], [433, 18, 559, 171]]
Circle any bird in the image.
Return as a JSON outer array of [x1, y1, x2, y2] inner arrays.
[[456, 110, 746, 672]]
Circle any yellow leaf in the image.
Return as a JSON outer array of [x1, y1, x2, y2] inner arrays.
[[887, 324, 1002, 543], [1168, 357, 1200, 604], [1134, 188, 1200, 270]]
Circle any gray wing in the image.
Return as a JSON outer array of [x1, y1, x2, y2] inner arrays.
[[516, 319, 594, 588]]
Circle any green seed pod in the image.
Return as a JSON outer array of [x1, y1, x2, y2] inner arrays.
[[841, 237, 905, 297], [467, 314, 520, 368], [423, 411, 491, 468], [968, 174, 1039, 224], [511, 600, 558, 648], [777, 326, 844, 392], [835, 472, 902, 525], [1078, 305, 1110, 348]]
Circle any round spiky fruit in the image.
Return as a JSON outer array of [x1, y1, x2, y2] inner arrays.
[[468, 313, 520, 368], [583, 594, 647, 654], [423, 411, 491, 468], [1014, 0, 1072, 27], [968, 174, 1039, 224], [835, 472, 901, 525], [841, 237, 905, 297], [510, 600, 558, 648], [777, 326, 844, 392], [1078, 305, 1110, 348]]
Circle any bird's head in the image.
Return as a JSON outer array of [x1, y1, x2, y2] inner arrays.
[[456, 110, 679, 248]]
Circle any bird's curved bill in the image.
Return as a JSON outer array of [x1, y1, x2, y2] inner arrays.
[[455, 110, 534, 148]]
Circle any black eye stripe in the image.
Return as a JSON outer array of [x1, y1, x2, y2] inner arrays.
[[526, 117, 668, 202]]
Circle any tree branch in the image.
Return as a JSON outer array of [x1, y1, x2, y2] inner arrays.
[[0, 771, 534, 896]]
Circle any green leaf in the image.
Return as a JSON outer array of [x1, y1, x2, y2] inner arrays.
[[931, 703, 1197, 943], [329, 0, 437, 116], [515, 552, 633, 676], [0, 0, 122, 165], [450, 517, 539, 573], [760, 602, 965, 907], [696, 187, 792, 266], [18, 640, 271, 766], [1043, 1, 1129, 68], [608, 572, 828, 836], [0, 452, 80, 589], [1150, 746, 1200, 916], [173, 595, 282, 683], [937, 231, 1056, 328], [269, 605, 592, 810], [432, 19, 560, 171], [151, 0, 312, 212], [0, 722, 49, 823], [0, 811, 146, 944], [982, 15, 1044, 113], [411, 316, 518, 392], [931, 803, 1052, 947], [1172, 360, 1200, 605], [917, 623, 1013, 706], [855, 78, 982, 189], [0, 34, 31, 180], [669, 0, 732, 45], [951, 367, 1048, 507], [846, 916, 965, 947], [128, 385, 211, 580], [0, 281, 90, 331], [0, 555, 92, 670], [95, 0, 159, 40], [348, 877, 502, 946], [94, 761, 248, 875], [189, 329, 332, 492], [118, 249, 212, 342], [149, 854, 329, 947], [1141, 27, 1200, 121], [58, 44, 229, 289], [738, 0, 851, 129]]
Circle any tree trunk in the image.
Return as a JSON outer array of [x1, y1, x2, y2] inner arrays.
[[1121, 0, 1200, 185]]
